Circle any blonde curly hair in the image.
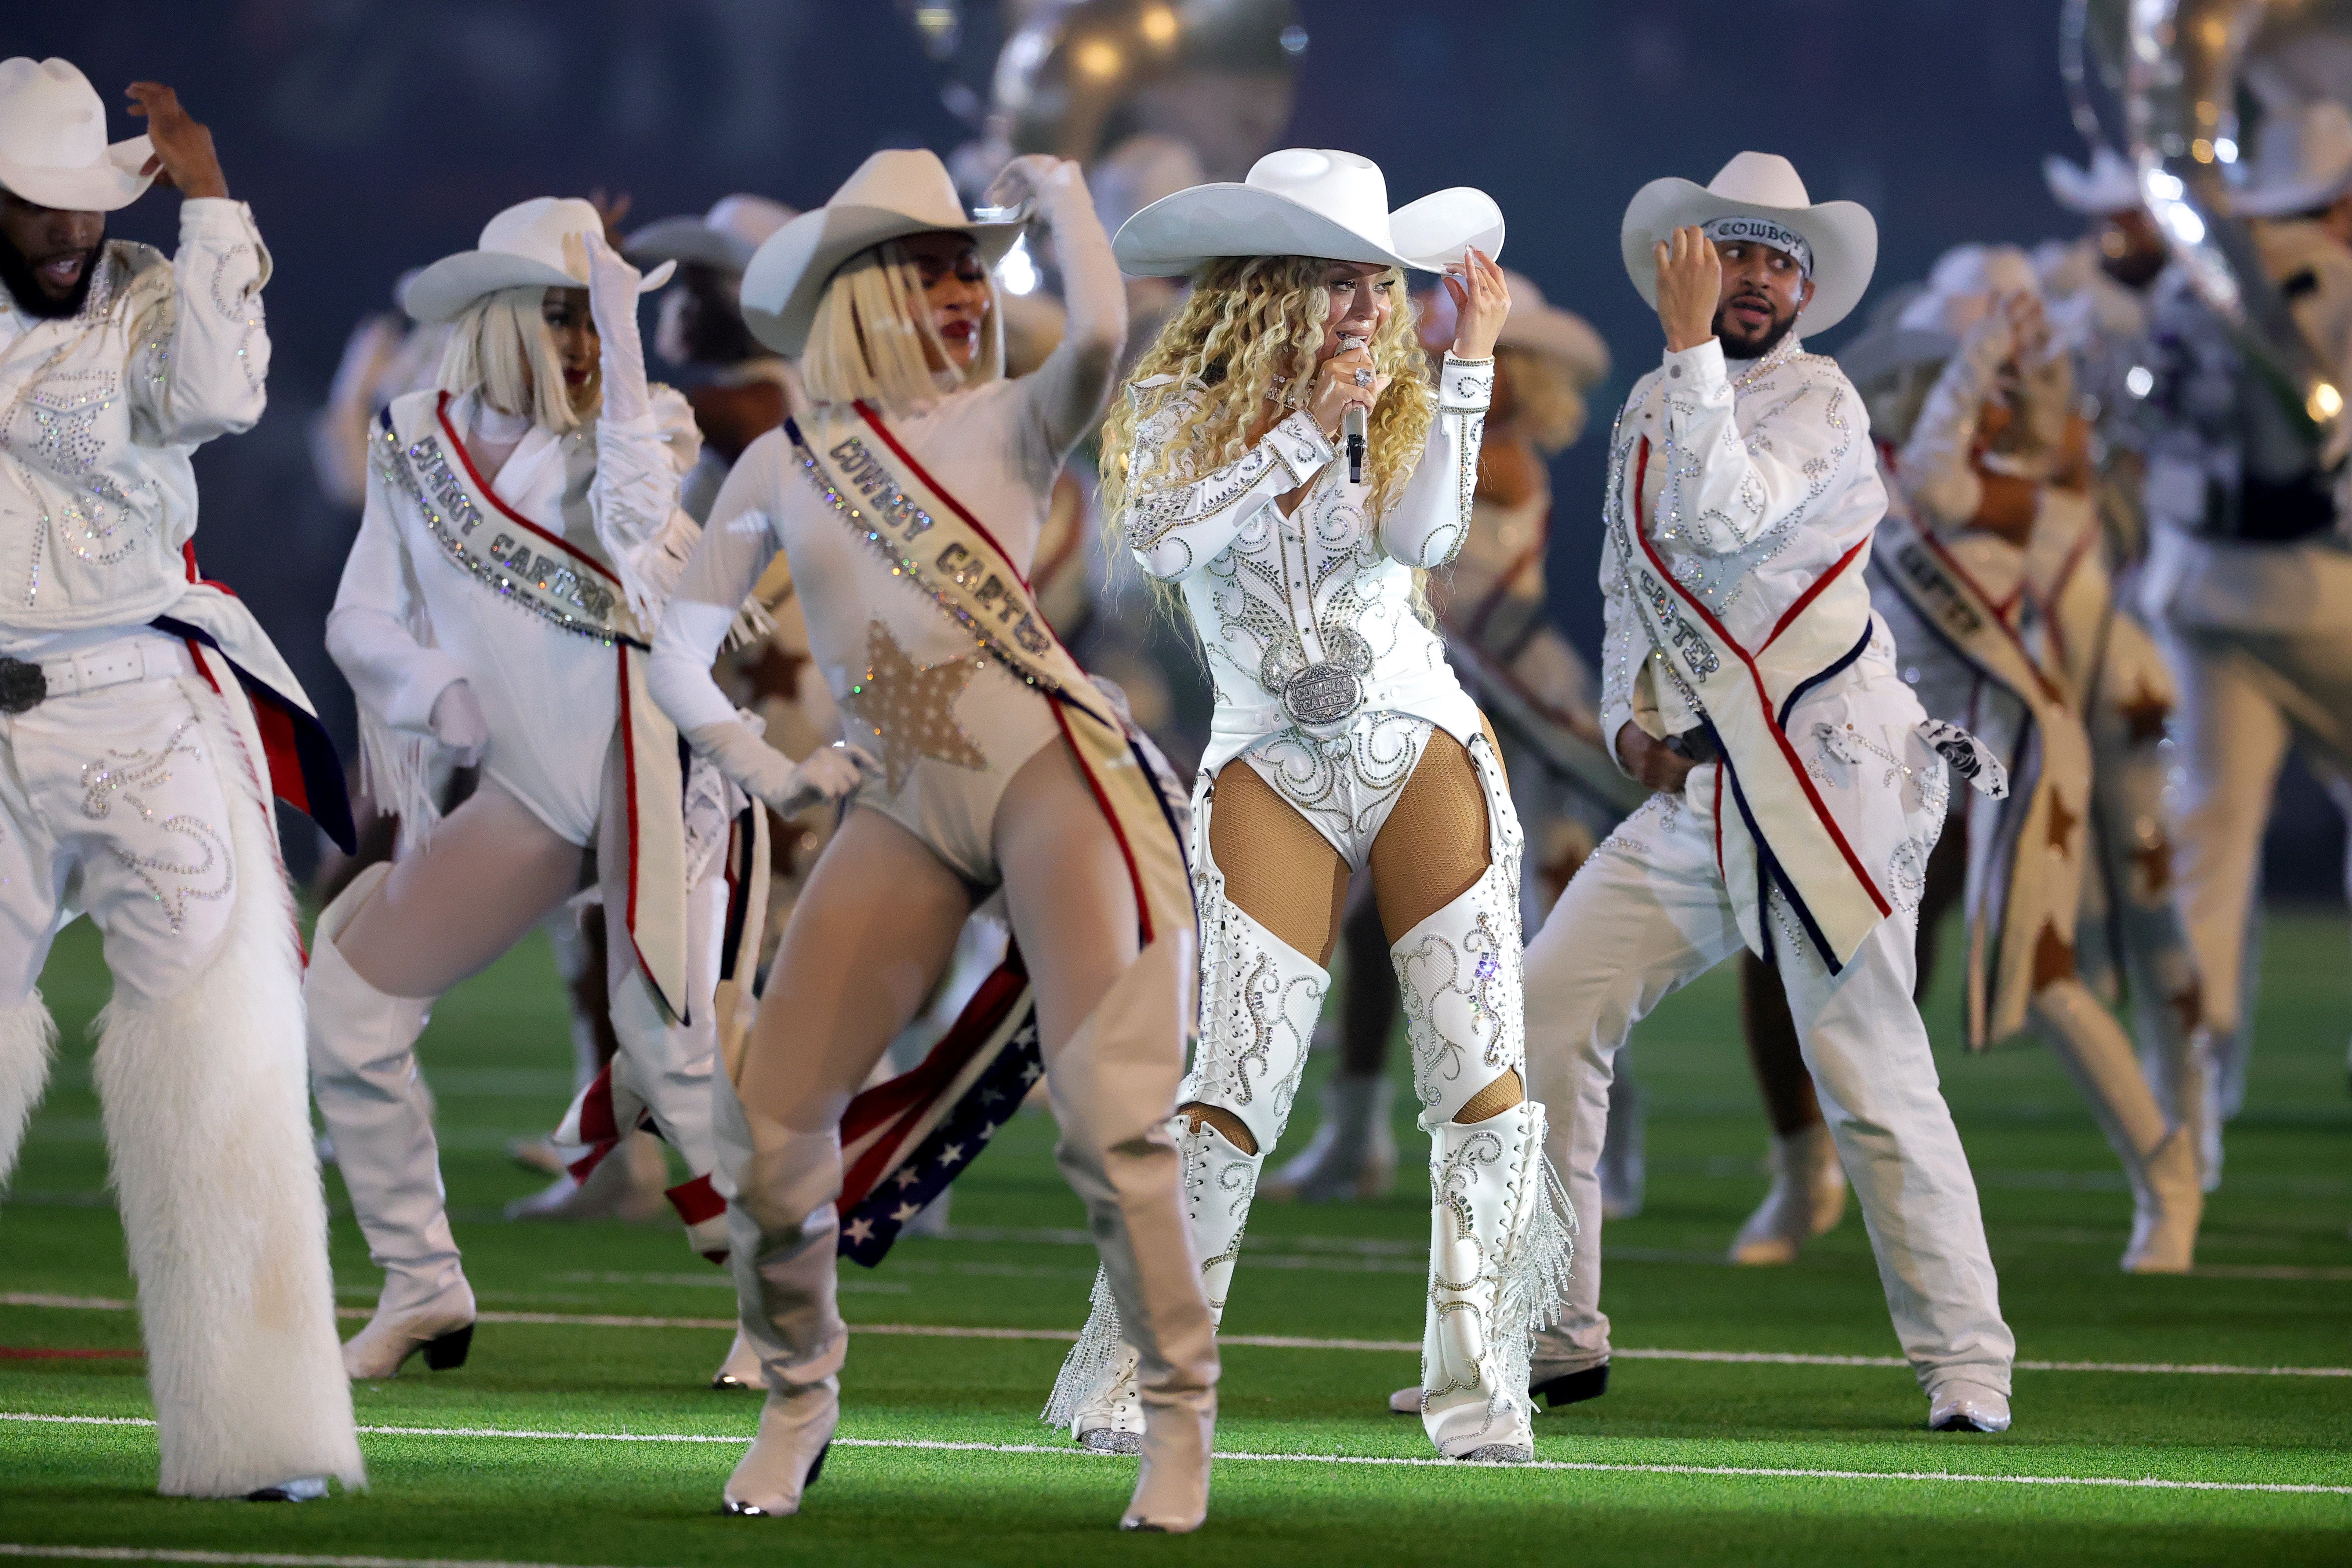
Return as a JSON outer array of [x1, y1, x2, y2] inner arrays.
[[1098, 254, 1432, 543]]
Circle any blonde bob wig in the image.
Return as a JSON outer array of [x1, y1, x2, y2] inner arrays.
[[799, 239, 1004, 416], [436, 286, 597, 433]]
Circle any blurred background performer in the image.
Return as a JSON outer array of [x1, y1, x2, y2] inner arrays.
[[309, 198, 785, 1382], [1518, 154, 2016, 1435], [648, 149, 1217, 1531], [1268, 270, 1650, 1211], [1860, 247, 2205, 1272], [1052, 148, 1571, 1467], [2135, 92, 2352, 1150], [0, 60, 361, 1500]]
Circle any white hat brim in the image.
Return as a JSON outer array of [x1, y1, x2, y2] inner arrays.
[[1835, 324, 1956, 389], [626, 216, 755, 274], [2232, 163, 2352, 218], [1112, 183, 1504, 278], [1619, 176, 1878, 336], [0, 135, 156, 214], [1499, 306, 1609, 384], [741, 205, 1021, 356], [2043, 152, 2141, 215], [402, 252, 676, 324]]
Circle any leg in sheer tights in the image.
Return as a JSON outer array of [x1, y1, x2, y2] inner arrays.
[[994, 739, 1142, 1057], [335, 778, 586, 999], [735, 806, 973, 1134]]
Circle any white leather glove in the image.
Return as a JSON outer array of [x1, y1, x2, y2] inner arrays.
[[983, 152, 1085, 228], [428, 679, 489, 768], [570, 228, 653, 427], [685, 716, 881, 817]]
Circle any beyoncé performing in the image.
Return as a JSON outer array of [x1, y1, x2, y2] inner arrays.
[[0, 1, 2347, 1563]]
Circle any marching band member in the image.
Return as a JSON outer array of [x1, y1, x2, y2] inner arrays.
[[1050, 148, 1571, 1465], [1517, 153, 2017, 1433]]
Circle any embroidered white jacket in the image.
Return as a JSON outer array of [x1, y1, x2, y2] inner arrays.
[[1120, 354, 1490, 767], [1599, 335, 1888, 768], [0, 199, 269, 647]]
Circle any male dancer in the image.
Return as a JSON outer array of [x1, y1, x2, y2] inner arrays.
[[1516, 153, 2016, 1432], [0, 59, 362, 1496]]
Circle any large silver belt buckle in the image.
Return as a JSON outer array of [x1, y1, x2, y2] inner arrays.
[[1281, 661, 1364, 728], [0, 656, 45, 715]]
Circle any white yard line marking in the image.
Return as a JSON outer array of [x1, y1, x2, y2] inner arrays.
[[7, 1296, 2348, 1378], [0, 1549, 655, 1568], [4, 1416, 2344, 1498]]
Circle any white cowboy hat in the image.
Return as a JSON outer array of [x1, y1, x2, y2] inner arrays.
[[740, 148, 1022, 356], [1895, 243, 2040, 334], [1620, 151, 1878, 336], [2233, 100, 2352, 218], [2043, 145, 2142, 215], [402, 197, 676, 324], [0, 58, 154, 212], [1497, 269, 1608, 385], [1111, 147, 1505, 278], [626, 194, 798, 276]]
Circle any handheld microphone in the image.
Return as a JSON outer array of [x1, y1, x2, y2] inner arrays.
[[1343, 404, 1367, 486]]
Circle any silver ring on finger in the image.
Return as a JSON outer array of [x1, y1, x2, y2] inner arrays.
[[1353, 367, 1372, 388]]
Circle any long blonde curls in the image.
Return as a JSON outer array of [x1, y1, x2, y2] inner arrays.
[[1099, 255, 1432, 543]]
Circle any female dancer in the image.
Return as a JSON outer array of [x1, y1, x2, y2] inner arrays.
[[1043, 149, 1570, 1464], [646, 148, 1216, 1530], [312, 197, 823, 1379]]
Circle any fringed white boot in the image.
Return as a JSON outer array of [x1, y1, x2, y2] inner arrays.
[[101, 725, 361, 1497], [1040, 938, 1220, 1533], [1048, 833, 1319, 1468], [712, 1079, 842, 1517], [1416, 1101, 1571, 1462], [0, 992, 57, 1189], [1727, 1122, 1848, 1265], [305, 863, 474, 1380]]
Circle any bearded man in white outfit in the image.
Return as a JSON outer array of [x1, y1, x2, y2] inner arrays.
[[0, 59, 361, 1498], [1515, 153, 2017, 1433]]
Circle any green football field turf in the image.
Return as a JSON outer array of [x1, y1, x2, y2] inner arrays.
[[4, 908, 2348, 1566]]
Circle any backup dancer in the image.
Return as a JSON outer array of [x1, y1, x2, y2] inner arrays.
[[311, 196, 793, 1379], [1515, 153, 2017, 1432], [0, 60, 361, 1498], [1047, 148, 1570, 1465], [647, 149, 1217, 1530]]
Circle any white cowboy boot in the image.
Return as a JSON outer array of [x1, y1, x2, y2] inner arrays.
[[1260, 1071, 1396, 1202], [711, 1328, 766, 1392], [1039, 939, 1220, 1532], [1417, 1101, 1571, 1463], [2122, 1129, 2203, 1274], [1049, 889, 1319, 1461], [305, 864, 475, 1381], [1727, 1122, 1848, 1265], [1928, 1379, 2013, 1432], [2034, 983, 2203, 1273], [711, 1082, 843, 1517]]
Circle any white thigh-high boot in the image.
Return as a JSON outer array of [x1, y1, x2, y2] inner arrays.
[[1391, 743, 1570, 1463], [0, 993, 57, 1187], [2031, 980, 2202, 1272], [306, 862, 475, 1378], [1041, 937, 1221, 1533], [711, 1077, 843, 1517], [98, 719, 362, 1496], [1048, 781, 1321, 1459]]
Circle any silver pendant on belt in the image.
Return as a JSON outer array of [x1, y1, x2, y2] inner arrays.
[[1267, 625, 1375, 729]]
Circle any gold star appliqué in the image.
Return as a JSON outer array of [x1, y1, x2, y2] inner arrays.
[[841, 619, 988, 793]]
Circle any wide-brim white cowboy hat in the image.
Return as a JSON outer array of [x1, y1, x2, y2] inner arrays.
[[1497, 269, 1608, 385], [402, 196, 677, 325], [2234, 99, 2352, 218], [2044, 145, 2141, 216], [1894, 242, 2040, 334], [1620, 151, 1878, 337], [1111, 147, 1505, 278], [626, 193, 798, 276], [740, 148, 1023, 356], [0, 57, 154, 212]]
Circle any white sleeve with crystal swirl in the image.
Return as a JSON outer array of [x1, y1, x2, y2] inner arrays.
[[1381, 353, 1492, 567], [1659, 338, 1857, 557], [1121, 390, 1333, 581], [126, 198, 272, 446]]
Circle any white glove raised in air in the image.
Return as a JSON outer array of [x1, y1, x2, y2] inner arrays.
[[429, 679, 490, 768], [686, 716, 880, 817]]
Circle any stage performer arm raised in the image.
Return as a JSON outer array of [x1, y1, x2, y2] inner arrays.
[[1896, 308, 2018, 534], [648, 434, 877, 816], [1380, 247, 1506, 566], [1121, 390, 1334, 581], [122, 84, 270, 448], [578, 230, 704, 624], [996, 156, 1129, 465]]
